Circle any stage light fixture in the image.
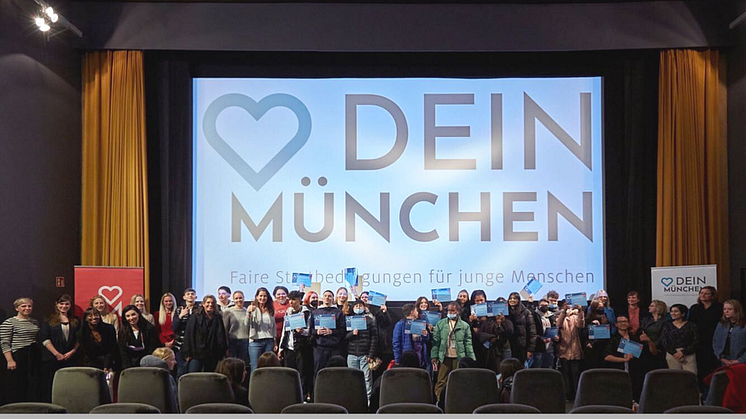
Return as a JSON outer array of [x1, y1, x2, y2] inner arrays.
[[35, 16, 45, 26], [39, 23, 50, 31]]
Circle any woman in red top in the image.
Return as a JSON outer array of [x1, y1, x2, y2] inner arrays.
[[154, 293, 177, 347], [272, 286, 290, 346]]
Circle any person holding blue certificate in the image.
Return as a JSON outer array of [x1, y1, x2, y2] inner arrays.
[[278, 291, 313, 401], [309, 290, 345, 380], [468, 290, 489, 368], [583, 299, 613, 371], [479, 309, 514, 374], [393, 304, 429, 368], [431, 302, 475, 404], [346, 300, 379, 399], [507, 292, 537, 364], [604, 315, 657, 403]]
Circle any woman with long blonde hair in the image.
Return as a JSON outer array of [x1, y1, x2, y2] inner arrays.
[[154, 293, 177, 348]]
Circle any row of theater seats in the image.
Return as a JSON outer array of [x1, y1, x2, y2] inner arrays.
[[0, 366, 734, 414]]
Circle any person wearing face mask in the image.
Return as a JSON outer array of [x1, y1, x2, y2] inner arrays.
[[309, 290, 346, 378], [182, 295, 227, 373], [431, 302, 475, 404], [546, 290, 561, 314], [556, 301, 585, 402], [532, 298, 557, 369], [279, 291, 313, 401], [303, 291, 319, 310], [118, 305, 161, 370], [346, 300, 379, 399], [507, 292, 537, 364]]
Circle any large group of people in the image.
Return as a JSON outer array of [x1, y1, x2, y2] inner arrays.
[[1, 284, 745, 411]]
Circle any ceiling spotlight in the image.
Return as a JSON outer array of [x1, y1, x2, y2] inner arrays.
[[50, 13, 58, 23], [45, 6, 54, 16], [35, 16, 45, 26], [40, 23, 50, 32]]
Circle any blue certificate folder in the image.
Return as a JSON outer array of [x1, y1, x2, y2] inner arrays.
[[292, 273, 312, 287], [286, 312, 307, 330], [589, 324, 611, 340], [314, 314, 336, 329], [405, 319, 426, 335], [431, 288, 451, 302], [617, 338, 643, 358], [473, 303, 488, 317], [543, 327, 559, 339], [422, 311, 441, 325], [565, 292, 588, 307], [523, 279, 543, 296], [368, 291, 387, 307], [344, 267, 358, 286], [346, 315, 368, 331], [492, 302, 508, 316]]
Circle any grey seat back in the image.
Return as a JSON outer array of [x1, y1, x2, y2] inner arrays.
[[444, 368, 500, 413], [314, 367, 368, 413], [473, 403, 541, 413], [281, 402, 348, 413], [705, 370, 729, 407], [118, 367, 178, 413], [510, 368, 565, 413], [638, 370, 700, 413], [185, 403, 254, 413], [573, 368, 633, 408], [90, 402, 161, 413], [377, 402, 443, 413], [52, 367, 112, 413], [0, 402, 68, 413], [569, 405, 635, 414], [178, 372, 235, 413], [379, 367, 433, 407], [248, 367, 303, 413]]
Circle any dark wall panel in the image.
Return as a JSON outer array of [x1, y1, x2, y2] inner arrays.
[[0, 0, 82, 321]]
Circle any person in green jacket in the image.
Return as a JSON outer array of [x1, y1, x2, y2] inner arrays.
[[431, 301, 476, 403]]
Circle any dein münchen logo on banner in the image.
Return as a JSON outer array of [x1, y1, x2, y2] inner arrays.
[[203, 93, 312, 191]]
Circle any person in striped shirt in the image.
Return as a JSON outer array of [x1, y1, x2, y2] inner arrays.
[[1, 297, 40, 403]]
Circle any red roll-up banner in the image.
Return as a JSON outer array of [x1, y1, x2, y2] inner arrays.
[[74, 266, 144, 317]]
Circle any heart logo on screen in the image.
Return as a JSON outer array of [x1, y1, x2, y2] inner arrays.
[[203, 93, 312, 191], [98, 285, 123, 306], [660, 277, 674, 287]]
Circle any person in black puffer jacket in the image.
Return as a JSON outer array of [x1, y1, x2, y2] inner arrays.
[[309, 290, 346, 379], [346, 300, 378, 399], [507, 292, 537, 363]]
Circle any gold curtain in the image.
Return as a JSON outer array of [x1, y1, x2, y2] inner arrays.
[[81, 51, 150, 300], [657, 49, 729, 295]]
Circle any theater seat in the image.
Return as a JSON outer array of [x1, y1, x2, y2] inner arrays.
[[377, 402, 443, 413], [178, 372, 236, 413], [314, 367, 368, 413], [664, 405, 733, 414], [249, 367, 303, 413], [52, 367, 112, 413], [379, 367, 433, 407], [0, 402, 67, 413], [510, 369, 565, 413], [444, 368, 500, 413], [185, 403, 254, 413], [705, 371, 729, 407], [90, 403, 161, 413], [573, 368, 633, 408], [118, 367, 178, 413], [281, 402, 348, 413], [569, 405, 634, 414], [473, 403, 541, 413], [638, 370, 700, 413]]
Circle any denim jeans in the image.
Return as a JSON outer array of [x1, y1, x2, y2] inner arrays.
[[249, 338, 275, 373], [228, 338, 250, 364], [347, 354, 372, 399]]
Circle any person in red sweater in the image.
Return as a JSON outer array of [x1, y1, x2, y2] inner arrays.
[[153, 293, 177, 348], [272, 286, 290, 347]]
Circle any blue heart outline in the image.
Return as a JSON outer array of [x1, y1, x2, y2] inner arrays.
[[660, 277, 674, 287], [203, 93, 312, 191]]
